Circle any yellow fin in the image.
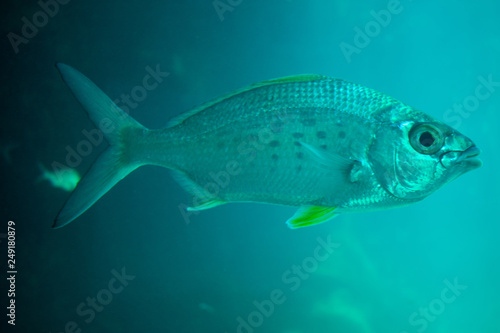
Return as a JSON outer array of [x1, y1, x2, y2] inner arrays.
[[251, 74, 327, 86], [170, 170, 226, 211], [187, 199, 226, 211], [286, 206, 337, 229]]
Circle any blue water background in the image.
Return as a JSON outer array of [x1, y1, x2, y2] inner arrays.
[[1, 0, 499, 332]]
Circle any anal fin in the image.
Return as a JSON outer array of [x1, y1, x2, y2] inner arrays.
[[171, 170, 226, 211], [187, 199, 226, 211]]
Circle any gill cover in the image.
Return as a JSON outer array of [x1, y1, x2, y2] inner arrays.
[[367, 121, 449, 200]]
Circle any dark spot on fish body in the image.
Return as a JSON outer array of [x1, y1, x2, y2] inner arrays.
[[297, 165, 302, 173], [320, 144, 327, 150], [217, 141, 225, 149], [271, 153, 279, 161], [292, 132, 304, 139], [296, 152, 304, 159], [294, 141, 301, 147], [269, 140, 280, 147], [338, 131, 346, 139], [316, 131, 327, 139]]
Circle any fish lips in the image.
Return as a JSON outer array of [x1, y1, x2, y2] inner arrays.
[[440, 146, 482, 170]]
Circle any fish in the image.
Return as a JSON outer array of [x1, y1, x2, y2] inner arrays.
[[37, 162, 80, 192], [52, 63, 482, 229]]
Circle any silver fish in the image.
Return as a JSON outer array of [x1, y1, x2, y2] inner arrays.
[[53, 63, 482, 228]]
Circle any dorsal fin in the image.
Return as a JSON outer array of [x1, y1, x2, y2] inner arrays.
[[167, 74, 328, 128]]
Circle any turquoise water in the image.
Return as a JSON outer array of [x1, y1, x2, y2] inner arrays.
[[1, 0, 499, 332]]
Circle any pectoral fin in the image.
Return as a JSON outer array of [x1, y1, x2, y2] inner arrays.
[[286, 206, 338, 229], [299, 141, 354, 173], [299, 141, 359, 193]]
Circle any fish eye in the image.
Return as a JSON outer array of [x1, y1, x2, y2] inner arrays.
[[409, 123, 444, 155], [419, 131, 435, 147]]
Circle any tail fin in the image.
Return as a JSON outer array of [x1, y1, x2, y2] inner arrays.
[[53, 63, 147, 228]]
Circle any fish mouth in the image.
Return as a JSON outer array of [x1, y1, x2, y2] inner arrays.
[[459, 146, 482, 168], [440, 146, 482, 169]]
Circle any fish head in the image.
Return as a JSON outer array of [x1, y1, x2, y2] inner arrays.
[[368, 118, 481, 201]]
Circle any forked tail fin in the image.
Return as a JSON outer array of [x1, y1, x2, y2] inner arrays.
[[53, 63, 147, 228]]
